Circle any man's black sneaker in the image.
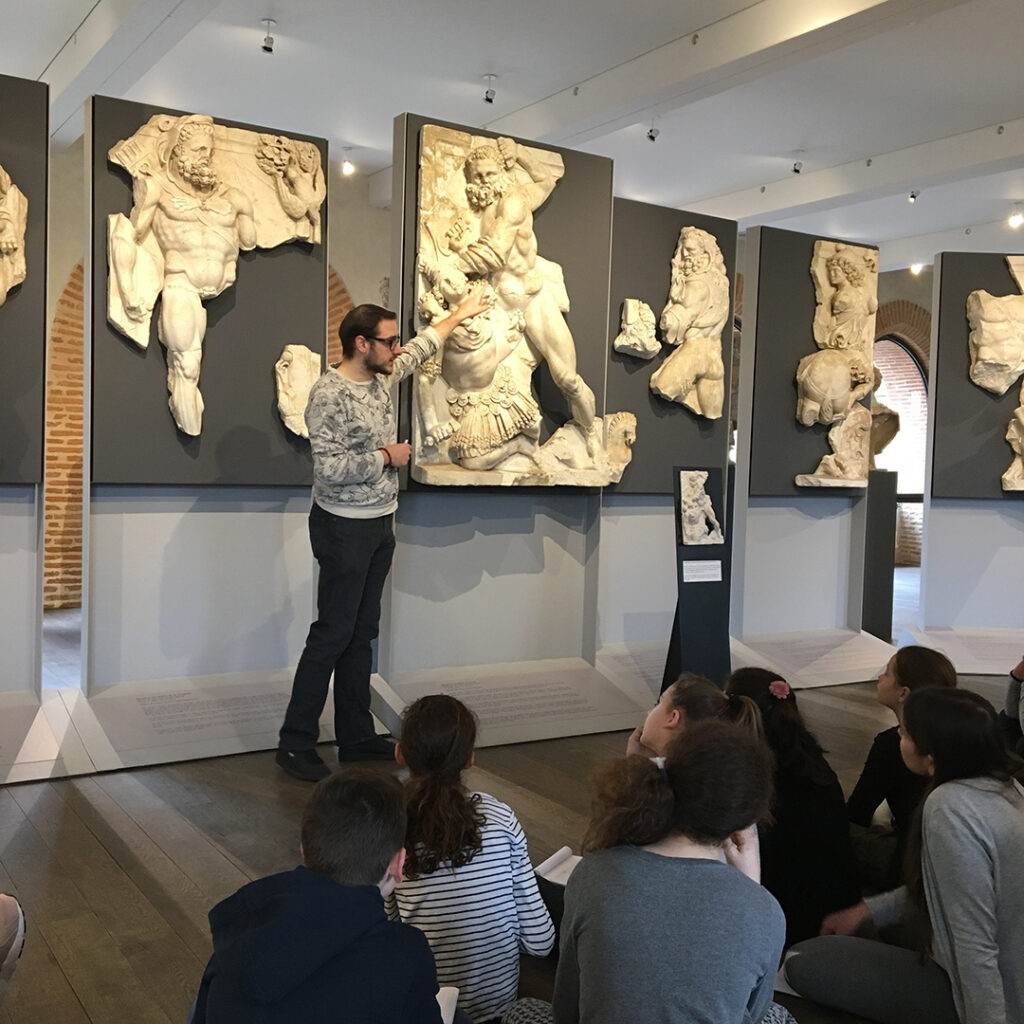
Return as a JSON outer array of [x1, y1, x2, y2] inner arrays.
[[276, 747, 331, 781], [338, 735, 397, 762]]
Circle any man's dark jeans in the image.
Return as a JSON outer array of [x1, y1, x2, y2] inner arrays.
[[279, 504, 395, 751]]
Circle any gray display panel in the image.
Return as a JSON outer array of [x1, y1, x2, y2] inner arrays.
[[748, 226, 877, 498], [931, 251, 1024, 500], [90, 96, 327, 486], [606, 199, 736, 495], [393, 112, 613, 491], [0, 73, 47, 485]]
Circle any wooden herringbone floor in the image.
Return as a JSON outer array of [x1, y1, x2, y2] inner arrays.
[[0, 674, 1008, 1023]]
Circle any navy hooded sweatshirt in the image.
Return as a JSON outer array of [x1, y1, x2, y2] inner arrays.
[[193, 865, 443, 1023]]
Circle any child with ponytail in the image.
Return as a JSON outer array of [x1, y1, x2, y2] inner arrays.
[[725, 667, 861, 946], [549, 722, 788, 1024], [387, 694, 554, 1024]]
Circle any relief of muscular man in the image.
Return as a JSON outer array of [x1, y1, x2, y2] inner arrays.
[[110, 115, 256, 435], [451, 138, 597, 441]]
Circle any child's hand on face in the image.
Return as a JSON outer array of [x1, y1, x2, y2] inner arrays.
[[626, 726, 657, 759]]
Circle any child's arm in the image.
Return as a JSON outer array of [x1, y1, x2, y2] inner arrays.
[[507, 812, 556, 956]]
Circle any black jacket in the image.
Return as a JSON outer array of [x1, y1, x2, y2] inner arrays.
[[194, 866, 443, 1023]]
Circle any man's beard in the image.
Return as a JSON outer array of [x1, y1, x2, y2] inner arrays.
[[176, 156, 218, 192], [465, 176, 509, 211]]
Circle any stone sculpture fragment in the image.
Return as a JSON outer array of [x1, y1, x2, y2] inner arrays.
[[412, 123, 634, 486], [613, 298, 659, 359], [650, 226, 730, 418], [966, 255, 1024, 490], [795, 241, 877, 487], [275, 344, 322, 437], [106, 113, 325, 436], [679, 470, 724, 545], [0, 163, 27, 308]]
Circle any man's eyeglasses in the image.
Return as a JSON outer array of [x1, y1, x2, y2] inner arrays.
[[368, 335, 402, 352]]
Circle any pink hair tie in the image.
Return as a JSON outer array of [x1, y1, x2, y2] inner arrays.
[[768, 679, 791, 700]]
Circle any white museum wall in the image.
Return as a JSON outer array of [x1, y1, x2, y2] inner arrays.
[[326, 171, 391, 306], [595, 494, 675, 647], [739, 498, 862, 635], [85, 489, 314, 689], [920, 500, 1024, 629], [0, 486, 42, 694], [386, 491, 596, 674]]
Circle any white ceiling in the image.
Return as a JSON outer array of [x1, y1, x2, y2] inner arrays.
[[3, 0, 1024, 268]]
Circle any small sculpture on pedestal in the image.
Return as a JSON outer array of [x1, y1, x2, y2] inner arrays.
[[679, 470, 724, 545], [0, 163, 28, 308], [795, 241, 877, 487], [966, 255, 1024, 490], [650, 227, 730, 418]]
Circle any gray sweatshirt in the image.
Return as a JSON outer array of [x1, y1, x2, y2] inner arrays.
[[866, 778, 1024, 1024], [306, 328, 440, 518], [553, 845, 785, 1024]]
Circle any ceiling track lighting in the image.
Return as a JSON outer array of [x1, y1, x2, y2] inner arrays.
[[908, 190, 920, 203], [483, 74, 496, 104], [1008, 203, 1024, 229], [341, 148, 355, 176], [910, 263, 924, 275], [261, 18, 276, 54], [646, 123, 659, 143]]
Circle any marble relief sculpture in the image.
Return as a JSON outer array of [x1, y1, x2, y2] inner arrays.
[[275, 344, 322, 437], [679, 470, 724, 545], [650, 226, 729, 418], [0, 163, 28, 307], [412, 124, 634, 485], [795, 241, 877, 487], [613, 298, 659, 359], [966, 255, 1024, 490], [107, 113, 325, 436]]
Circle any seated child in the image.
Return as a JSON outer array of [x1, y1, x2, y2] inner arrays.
[[514, 722, 788, 1024], [193, 770, 443, 1024], [388, 695, 554, 1024], [846, 645, 957, 888], [726, 667, 861, 946]]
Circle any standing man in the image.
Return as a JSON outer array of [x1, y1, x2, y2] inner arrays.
[[277, 290, 489, 781]]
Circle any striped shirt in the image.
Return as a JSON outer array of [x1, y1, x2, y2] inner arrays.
[[385, 792, 555, 1022]]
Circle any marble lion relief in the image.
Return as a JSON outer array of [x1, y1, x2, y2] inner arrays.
[[412, 123, 635, 486], [795, 241, 877, 487], [967, 255, 1024, 490], [106, 113, 325, 436], [0, 163, 28, 308]]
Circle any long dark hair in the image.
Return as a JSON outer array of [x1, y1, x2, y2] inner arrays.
[[583, 721, 774, 852], [399, 695, 485, 878], [891, 646, 957, 692], [902, 687, 1022, 953], [666, 674, 763, 740], [725, 667, 833, 786]]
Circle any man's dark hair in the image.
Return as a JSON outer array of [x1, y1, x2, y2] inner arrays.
[[300, 769, 406, 886], [338, 304, 397, 359]]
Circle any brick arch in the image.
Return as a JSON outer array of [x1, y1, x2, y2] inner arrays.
[[326, 266, 354, 366], [875, 299, 931, 375], [44, 263, 85, 608]]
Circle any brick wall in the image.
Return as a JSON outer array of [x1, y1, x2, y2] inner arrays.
[[42, 264, 354, 610], [43, 263, 84, 609], [326, 266, 353, 366]]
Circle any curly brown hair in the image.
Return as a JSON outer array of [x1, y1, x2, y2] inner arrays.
[[583, 721, 774, 852], [399, 694, 485, 878]]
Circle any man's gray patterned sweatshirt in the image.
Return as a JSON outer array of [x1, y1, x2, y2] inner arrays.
[[306, 327, 440, 518]]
